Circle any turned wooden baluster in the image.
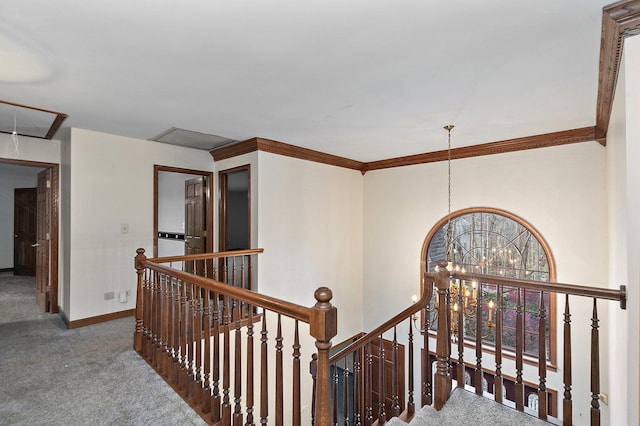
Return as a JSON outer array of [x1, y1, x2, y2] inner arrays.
[[222, 296, 232, 424], [456, 283, 464, 389], [275, 314, 284, 426], [343, 359, 350, 426], [354, 349, 362, 425], [202, 289, 212, 415], [494, 284, 503, 404], [537, 291, 548, 420], [193, 286, 203, 407], [332, 362, 338, 425], [152, 272, 162, 368], [377, 334, 386, 424], [310, 354, 317, 426], [365, 344, 373, 424], [186, 283, 197, 400], [260, 311, 269, 425], [134, 249, 146, 353], [179, 278, 189, 392], [591, 299, 601, 426], [563, 294, 573, 425], [515, 288, 524, 411], [407, 317, 415, 418], [474, 281, 483, 396], [433, 260, 452, 411], [422, 299, 432, 406], [292, 320, 301, 426], [234, 300, 243, 426], [160, 275, 170, 377], [163, 277, 175, 380], [143, 269, 152, 358], [310, 287, 337, 426], [245, 304, 255, 425], [392, 326, 400, 417], [211, 291, 221, 423], [172, 279, 181, 385]]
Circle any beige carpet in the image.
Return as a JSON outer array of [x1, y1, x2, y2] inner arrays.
[[0, 272, 206, 426]]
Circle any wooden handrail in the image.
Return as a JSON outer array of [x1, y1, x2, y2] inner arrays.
[[141, 258, 311, 323], [443, 270, 627, 309], [329, 277, 433, 363], [150, 248, 265, 264]]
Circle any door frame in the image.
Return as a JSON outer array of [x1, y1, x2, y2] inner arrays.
[[0, 158, 59, 313], [218, 164, 251, 253], [153, 165, 214, 258]]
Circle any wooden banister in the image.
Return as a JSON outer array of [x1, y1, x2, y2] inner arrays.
[[329, 279, 433, 363], [150, 248, 264, 264], [142, 258, 312, 323], [448, 270, 626, 308], [134, 248, 336, 426]]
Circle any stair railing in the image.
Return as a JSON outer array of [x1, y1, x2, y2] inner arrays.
[[318, 261, 446, 425], [438, 267, 626, 426], [134, 248, 337, 425]]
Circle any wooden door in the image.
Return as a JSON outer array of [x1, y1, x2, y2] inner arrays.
[[13, 188, 37, 276], [370, 338, 405, 420], [185, 177, 205, 273], [35, 169, 52, 312]]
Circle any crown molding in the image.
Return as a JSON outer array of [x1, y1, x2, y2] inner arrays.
[[362, 127, 597, 173], [210, 137, 365, 171], [596, 0, 640, 144]]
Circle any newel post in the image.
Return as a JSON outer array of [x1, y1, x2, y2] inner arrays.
[[134, 248, 146, 353], [433, 260, 452, 410], [310, 287, 337, 426]]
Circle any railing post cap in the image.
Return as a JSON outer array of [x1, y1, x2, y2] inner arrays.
[[314, 287, 333, 305], [136, 248, 145, 255]]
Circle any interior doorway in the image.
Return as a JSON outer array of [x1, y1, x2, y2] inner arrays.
[[0, 158, 59, 314], [153, 165, 213, 258], [218, 165, 250, 252]]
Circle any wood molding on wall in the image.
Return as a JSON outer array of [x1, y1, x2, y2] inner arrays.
[[362, 127, 597, 173], [596, 0, 640, 144], [211, 128, 597, 174], [210, 137, 365, 171]]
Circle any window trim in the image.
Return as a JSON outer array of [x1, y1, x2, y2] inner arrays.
[[420, 207, 557, 369]]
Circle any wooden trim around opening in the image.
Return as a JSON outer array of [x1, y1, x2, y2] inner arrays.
[[66, 308, 136, 329], [0, 158, 59, 314], [596, 0, 640, 143], [153, 165, 214, 258]]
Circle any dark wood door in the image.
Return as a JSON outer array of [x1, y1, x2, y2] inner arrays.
[[370, 338, 405, 421], [185, 177, 205, 273], [35, 169, 52, 312], [13, 188, 37, 276]]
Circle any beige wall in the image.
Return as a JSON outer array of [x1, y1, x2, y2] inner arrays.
[[65, 128, 214, 320], [607, 34, 640, 426], [363, 141, 609, 423]]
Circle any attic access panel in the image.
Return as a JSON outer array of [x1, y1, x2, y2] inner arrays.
[[0, 99, 67, 139]]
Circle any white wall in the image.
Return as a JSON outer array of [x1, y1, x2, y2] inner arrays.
[[0, 167, 40, 268], [363, 142, 609, 423], [607, 34, 640, 426], [65, 128, 214, 320], [256, 152, 364, 341]]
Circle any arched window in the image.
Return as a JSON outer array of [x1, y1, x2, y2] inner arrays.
[[422, 207, 556, 363]]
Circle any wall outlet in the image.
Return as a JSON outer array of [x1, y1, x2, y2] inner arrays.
[[104, 291, 115, 300], [118, 291, 127, 303]]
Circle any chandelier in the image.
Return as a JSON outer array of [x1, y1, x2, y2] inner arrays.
[[413, 125, 496, 339]]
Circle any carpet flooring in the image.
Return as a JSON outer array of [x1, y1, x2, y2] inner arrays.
[[0, 272, 206, 426]]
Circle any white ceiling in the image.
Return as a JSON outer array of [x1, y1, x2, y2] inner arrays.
[[0, 0, 609, 162]]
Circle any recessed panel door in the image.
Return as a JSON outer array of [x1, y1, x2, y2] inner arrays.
[[35, 169, 52, 312], [13, 188, 37, 276]]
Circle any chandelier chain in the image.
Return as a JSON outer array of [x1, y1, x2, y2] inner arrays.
[[444, 125, 454, 262]]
